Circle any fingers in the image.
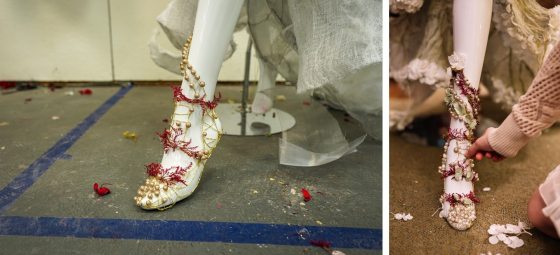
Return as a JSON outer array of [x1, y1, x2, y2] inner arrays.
[[466, 142, 479, 159], [475, 152, 483, 161], [471, 151, 504, 162]]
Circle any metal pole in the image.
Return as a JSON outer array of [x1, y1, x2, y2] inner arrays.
[[240, 39, 253, 135]]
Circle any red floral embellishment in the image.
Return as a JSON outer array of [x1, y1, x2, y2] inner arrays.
[[172, 86, 220, 111], [157, 127, 201, 159], [93, 183, 111, 196], [145, 162, 192, 186], [439, 160, 478, 182], [446, 128, 472, 142], [452, 70, 480, 120], [301, 188, 312, 202], [444, 191, 480, 206]]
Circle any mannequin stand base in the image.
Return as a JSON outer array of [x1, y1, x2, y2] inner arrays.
[[216, 103, 295, 136]]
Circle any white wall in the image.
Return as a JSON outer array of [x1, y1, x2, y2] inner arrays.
[[0, 0, 259, 81]]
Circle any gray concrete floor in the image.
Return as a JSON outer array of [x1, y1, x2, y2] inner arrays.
[[0, 84, 381, 255]]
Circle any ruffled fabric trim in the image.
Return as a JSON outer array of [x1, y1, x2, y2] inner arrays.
[[389, 110, 414, 131], [389, 0, 424, 14], [390, 58, 449, 87], [492, 0, 559, 62], [539, 165, 560, 234], [491, 77, 522, 110]]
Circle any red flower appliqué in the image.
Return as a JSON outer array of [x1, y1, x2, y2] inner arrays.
[[145, 162, 192, 186]]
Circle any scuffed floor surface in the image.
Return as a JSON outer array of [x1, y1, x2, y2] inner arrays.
[[390, 130, 560, 254], [0, 85, 381, 255]]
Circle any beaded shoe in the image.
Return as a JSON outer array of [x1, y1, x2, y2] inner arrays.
[[134, 35, 223, 210], [439, 53, 481, 230]]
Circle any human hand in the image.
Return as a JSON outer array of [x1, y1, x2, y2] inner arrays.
[[466, 127, 505, 162]]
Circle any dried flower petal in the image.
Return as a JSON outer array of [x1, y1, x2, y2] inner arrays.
[[489, 235, 499, 245], [93, 183, 111, 196], [394, 212, 413, 221], [507, 236, 524, 248], [301, 188, 312, 202], [486, 222, 529, 249], [79, 88, 92, 95], [310, 240, 331, 249], [123, 131, 137, 140]]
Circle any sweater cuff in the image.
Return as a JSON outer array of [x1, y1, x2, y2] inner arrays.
[[488, 114, 531, 158]]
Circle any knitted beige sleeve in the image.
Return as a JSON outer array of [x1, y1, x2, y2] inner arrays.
[[489, 42, 560, 157]]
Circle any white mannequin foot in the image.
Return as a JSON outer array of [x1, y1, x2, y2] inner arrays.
[[251, 58, 277, 114], [134, 36, 223, 210], [251, 92, 273, 114]]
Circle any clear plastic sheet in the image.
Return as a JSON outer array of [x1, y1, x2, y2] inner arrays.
[[260, 87, 369, 167], [313, 62, 382, 140]]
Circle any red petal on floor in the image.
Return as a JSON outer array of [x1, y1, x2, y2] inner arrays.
[[301, 188, 312, 202], [310, 240, 331, 248], [93, 183, 111, 196], [97, 187, 111, 196], [303, 101, 311, 106], [79, 88, 92, 95]]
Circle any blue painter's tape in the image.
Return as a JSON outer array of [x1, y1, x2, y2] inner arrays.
[[0, 216, 381, 249], [0, 86, 133, 213]]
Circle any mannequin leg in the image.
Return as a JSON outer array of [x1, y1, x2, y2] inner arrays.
[[134, 0, 244, 210], [251, 57, 277, 114], [438, 0, 492, 230]]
